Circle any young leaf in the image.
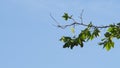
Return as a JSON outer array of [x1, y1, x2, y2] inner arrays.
[[105, 42, 111, 51], [62, 13, 69, 21], [71, 27, 75, 34], [107, 27, 113, 32]]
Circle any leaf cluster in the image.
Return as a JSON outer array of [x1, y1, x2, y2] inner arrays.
[[60, 23, 100, 49], [99, 23, 120, 51]]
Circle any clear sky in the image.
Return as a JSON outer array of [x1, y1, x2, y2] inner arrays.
[[0, 0, 120, 68]]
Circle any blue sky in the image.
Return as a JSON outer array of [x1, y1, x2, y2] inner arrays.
[[0, 0, 120, 68]]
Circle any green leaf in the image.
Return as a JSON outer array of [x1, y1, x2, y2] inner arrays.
[[60, 36, 71, 42], [101, 38, 106, 41], [104, 32, 111, 37], [98, 42, 104, 45], [62, 13, 71, 21], [100, 37, 114, 51], [107, 27, 113, 32], [89, 35, 94, 40], [117, 23, 120, 26], [111, 41, 114, 48], [105, 42, 111, 51], [81, 33, 86, 40], [94, 28, 100, 37], [105, 40, 114, 51], [88, 22, 93, 28], [77, 38, 84, 47], [63, 43, 70, 48]]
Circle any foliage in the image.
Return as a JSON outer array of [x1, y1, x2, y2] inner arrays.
[[53, 12, 120, 51], [62, 13, 72, 21]]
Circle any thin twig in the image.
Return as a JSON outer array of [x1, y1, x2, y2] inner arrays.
[[50, 13, 60, 25], [80, 9, 84, 23]]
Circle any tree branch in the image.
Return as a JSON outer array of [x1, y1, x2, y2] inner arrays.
[[50, 12, 111, 29]]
